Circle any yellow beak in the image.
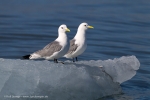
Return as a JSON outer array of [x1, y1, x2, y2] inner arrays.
[[88, 25, 94, 29], [66, 28, 70, 32]]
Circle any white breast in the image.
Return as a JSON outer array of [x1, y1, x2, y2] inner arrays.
[[71, 37, 87, 58]]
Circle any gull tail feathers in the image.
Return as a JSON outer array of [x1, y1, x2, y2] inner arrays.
[[23, 55, 30, 59]]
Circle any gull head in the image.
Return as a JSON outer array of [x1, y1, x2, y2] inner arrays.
[[58, 24, 70, 33], [78, 22, 94, 31]]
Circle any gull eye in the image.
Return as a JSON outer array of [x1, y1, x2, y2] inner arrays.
[[84, 25, 87, 26], [61, 27, 63, 29]]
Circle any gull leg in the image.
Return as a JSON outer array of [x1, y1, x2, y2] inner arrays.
[[73, 58, 75, 62], [54, 59, 64, 64], [56, 59, 58, 63], [76, 57, 78, 61], [54, 59, 58, 63]]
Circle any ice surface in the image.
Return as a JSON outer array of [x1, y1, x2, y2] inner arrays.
[[0, 56, 140, 100]]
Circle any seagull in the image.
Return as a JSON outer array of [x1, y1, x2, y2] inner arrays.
[[23, 24, 70, 63], [64, 22, 94, 62]]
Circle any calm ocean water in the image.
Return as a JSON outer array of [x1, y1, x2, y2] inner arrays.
[[0, 0, 150, 100]]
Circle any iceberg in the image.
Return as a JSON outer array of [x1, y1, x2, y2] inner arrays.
[[0, 56, 140, 100]]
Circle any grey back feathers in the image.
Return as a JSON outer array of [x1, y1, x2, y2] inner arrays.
[[35, 41, 62, 57], [67, 39, 78, 54]]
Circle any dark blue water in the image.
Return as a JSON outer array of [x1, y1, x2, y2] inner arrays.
[[0, 0, 150, 99]]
